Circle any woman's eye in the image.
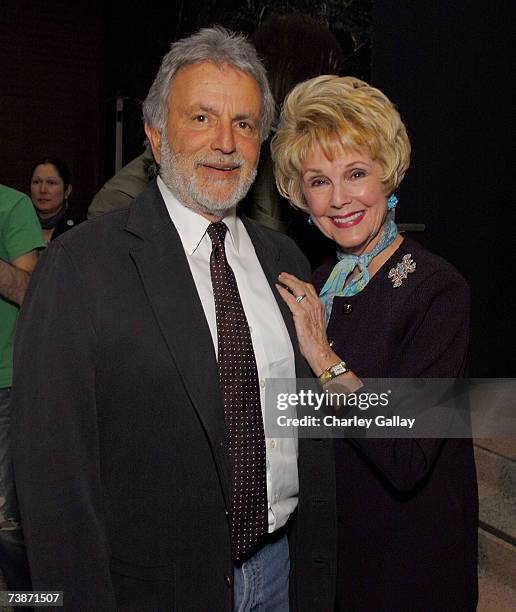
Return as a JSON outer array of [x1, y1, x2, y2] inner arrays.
[[310, 178, 327, 187], [350, 169, 366, 179]]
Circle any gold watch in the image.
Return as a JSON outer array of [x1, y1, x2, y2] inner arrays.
[[318, 361, 349, 385]]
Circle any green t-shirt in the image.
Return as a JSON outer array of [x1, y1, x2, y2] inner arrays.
[[0, 184, 44, 387]]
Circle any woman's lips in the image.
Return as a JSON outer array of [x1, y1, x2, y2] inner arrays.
[[330, 211, 365, 228]]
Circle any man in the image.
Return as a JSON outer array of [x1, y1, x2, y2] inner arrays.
[[0, 184, 43, 590], [12, 28, 336, 611]]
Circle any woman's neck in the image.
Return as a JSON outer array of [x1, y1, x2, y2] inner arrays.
[[38, 205, 64, 220], [367, 233, 404, 278]]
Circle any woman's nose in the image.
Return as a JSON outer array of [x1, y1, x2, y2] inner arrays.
[[331, 184, 352, 208]]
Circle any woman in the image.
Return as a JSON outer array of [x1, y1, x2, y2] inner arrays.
[[271, 76, 478, 611], [30, 157, 85, 243]]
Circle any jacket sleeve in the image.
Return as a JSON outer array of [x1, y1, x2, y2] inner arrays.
[[346, 269, 470, 492], [11, 241, 117, 611]]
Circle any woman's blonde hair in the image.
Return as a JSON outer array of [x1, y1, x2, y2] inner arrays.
[[271, 75, 411, 211]]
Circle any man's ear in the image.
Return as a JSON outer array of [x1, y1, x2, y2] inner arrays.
[[144, 123, 161, 164]]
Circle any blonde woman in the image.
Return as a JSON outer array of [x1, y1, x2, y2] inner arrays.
[[272, 76, 478, 611]]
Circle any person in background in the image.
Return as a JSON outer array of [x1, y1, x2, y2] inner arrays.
[[12, 28, 336, 611], [87, 147, 156, 218], [0, 184, 43, 592], [30, 157, 85, 244], [272, 75, 478, 611], [246, 13, 345, 264]]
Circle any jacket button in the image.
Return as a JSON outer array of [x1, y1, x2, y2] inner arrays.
[[342, 302, 353, 314], [224, 573, 232, 587]]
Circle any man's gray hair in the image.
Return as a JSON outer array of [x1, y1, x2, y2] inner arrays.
[[143, 26, 275, 142]]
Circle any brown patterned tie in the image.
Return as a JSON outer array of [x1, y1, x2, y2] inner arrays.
[[207, 221, 268, 564]]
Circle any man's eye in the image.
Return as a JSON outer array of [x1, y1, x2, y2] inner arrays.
[[237, 121, 252, 130], [194, 115, 207, 123]]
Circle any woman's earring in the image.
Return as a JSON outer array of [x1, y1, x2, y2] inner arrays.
[[387, 194, 398, 210], [308, 215, 314, 225]]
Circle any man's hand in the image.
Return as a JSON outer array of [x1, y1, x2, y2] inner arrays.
[[0, 251, 39, 305]]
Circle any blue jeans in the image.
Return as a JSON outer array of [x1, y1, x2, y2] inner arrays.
[[0, 387, 32, 592], [233, 532, 289, 612]]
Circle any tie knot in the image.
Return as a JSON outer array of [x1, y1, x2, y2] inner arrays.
[[207, 222, 228, 248]]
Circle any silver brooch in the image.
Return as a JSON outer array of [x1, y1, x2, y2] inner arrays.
[[388, 254, 416, 287]]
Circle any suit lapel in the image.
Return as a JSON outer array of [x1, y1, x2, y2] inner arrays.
[[126, 182, 231, 507]]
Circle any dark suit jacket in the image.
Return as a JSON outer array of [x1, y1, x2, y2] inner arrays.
[[12, 181, 336, 611], [314, 238, 477, 611]]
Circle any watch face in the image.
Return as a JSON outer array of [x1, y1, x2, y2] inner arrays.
[[333, 363, 346, 376]]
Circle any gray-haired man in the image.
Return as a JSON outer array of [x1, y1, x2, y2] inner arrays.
[[13, 28, 336, 611]]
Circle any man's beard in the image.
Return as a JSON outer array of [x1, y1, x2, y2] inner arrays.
[[159, 138, 257, 218]]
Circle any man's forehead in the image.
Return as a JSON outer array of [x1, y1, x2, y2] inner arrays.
[[168, 60, 260, 106]]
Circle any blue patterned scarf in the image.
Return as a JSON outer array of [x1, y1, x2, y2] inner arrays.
[[319, 212, 398, 326]]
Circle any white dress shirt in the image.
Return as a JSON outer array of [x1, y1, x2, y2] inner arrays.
[[158, 177, 298, 531]]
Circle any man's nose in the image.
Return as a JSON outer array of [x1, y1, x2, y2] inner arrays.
[[211, 120, 236, 154]]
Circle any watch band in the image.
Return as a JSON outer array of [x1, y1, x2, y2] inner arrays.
[[318, 361, 349, 385]]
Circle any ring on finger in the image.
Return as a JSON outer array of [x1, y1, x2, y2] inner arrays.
[[295, 294, 307, 303]]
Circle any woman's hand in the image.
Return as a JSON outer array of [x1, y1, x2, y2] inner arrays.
[[277, 272, 363, 392], [276, 272, 340, 375]]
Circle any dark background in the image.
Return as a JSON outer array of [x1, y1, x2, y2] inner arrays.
[[0, 0, 512, 376]]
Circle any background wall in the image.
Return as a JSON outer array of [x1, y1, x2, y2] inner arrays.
[[371, 1, 512, 376], [0, 0, 100, 210]]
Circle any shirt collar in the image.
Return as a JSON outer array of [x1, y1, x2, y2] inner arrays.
[[157, 176, 240, 254]]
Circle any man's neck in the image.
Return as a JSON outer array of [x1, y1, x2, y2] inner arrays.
[[199, 210, 226, 223]]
